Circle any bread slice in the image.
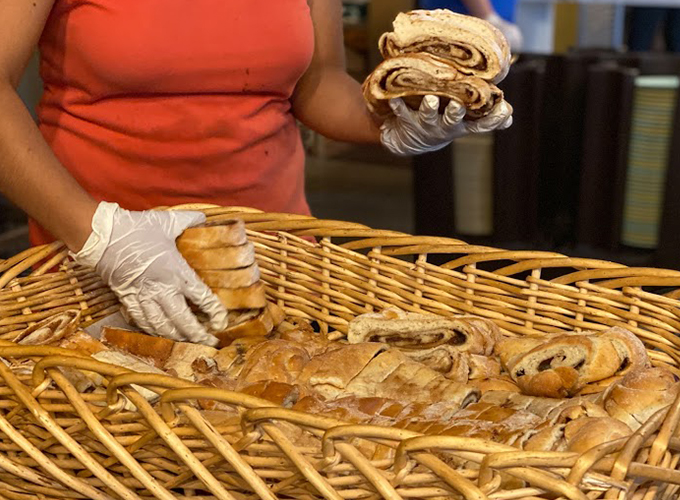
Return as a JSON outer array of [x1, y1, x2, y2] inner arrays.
[[58, 330, 107, 356], [379, 9, 511, 83], [362, 54, 504, 120], [102, 327, 175, 369], [164, 342, 218, 381], [213, 282, 267, 310], [13, 310, 81, 345], [212, 304, 282, 347], [180, 243, 256, 270], [176, 220, 247, 250], [348, 307, 500, 356], [197, 264, 260, 289]]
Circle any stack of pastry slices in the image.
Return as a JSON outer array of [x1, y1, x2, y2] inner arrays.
[[363, 9, 513, 121], [177, 220, 282, 346]]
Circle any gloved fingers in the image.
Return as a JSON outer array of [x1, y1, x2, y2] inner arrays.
[[380, 126, 418, 157], [139, 297, 185, 342], [158, 293, 219, 347], [180, 265, 229, 333], [119, 295, 154, 335], [465, 101, 514, 134], [162, 210, 207, 239], [442, 99, 467, 128], [418, 95, 440, 126], [388, 98, 413, 120], [499, 114, 513, 130]]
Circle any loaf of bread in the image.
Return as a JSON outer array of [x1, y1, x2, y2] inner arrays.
[[497, 327, 650, 398], [525, 416, 632, 453], [603, 366, 680, 430], [398, 347, 500, 382], [363, 54, 504, 120], [101, 326, 218, 382], [348, 307, 500, 356], [299, 343, 480, 408], [379, 10, 511, 83]]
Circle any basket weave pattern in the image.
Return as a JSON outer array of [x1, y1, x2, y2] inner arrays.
[[0, 205, 680, 499]]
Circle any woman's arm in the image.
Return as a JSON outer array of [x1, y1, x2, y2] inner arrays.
[[291, 0, 381, 144], [0, 0, 97, 251]]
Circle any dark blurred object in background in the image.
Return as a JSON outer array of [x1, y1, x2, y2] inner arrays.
[[628, 7, 680, 53], [0, 196, 28, 260], [414, 50, 680, 271]]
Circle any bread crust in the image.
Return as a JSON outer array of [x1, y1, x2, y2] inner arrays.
[[213, 282, 267, 310], [379, 9, 511, 83], [348, 308, 500, 356], [102, 327, 175, 368], [604, 366, 680, 429], [212, 304, 282, 347], [363, 54, 504, 120], [180, 243, 255, 270], [197, 264, 260, 289], [177, 220, 247, 250]]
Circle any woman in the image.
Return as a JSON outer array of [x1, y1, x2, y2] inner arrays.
[[0, 0, 512, 344]]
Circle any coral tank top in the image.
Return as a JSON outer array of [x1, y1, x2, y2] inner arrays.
[[31, 0, 314, 245]]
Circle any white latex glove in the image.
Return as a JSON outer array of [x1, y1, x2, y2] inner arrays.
[[484, 12, 523, 53], [380, 95, 513, 156], [73, 202, 228, 346]]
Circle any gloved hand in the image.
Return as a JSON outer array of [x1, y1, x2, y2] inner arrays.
[[484, 11, 523, 53], [380, 95, 513, 156], [73, 202, 228, 346]]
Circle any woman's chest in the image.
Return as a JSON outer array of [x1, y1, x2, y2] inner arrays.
[[41, 0, 314, 97]]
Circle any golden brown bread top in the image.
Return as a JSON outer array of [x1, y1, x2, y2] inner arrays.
[[603, 366, 680, 430], [526, 416, 632, 453], [467, 377, 520, 394], [101, 327, 175, 369], [297, 342, 387, 391], [236, 339, 310, 387], [516, 366, 581, 399]]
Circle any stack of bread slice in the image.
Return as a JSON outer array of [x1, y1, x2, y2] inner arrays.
[[363, 9, 512, 120], [177, 220, 282, 346]]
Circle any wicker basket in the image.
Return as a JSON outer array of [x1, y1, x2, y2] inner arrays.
[[1, 204, 680, 500]]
